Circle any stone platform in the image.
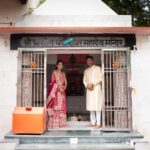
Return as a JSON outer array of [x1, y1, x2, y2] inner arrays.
[[4, 122, 143, 150], [4, 130, 143, 150]]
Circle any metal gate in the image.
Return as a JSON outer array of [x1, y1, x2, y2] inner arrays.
[[102, 49, 132, 131], [17, 49, 47, 107]]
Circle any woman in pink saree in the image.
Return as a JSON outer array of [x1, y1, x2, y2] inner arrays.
[[47, 60, 67, 129]]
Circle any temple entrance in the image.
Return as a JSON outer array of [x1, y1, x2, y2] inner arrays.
[[47, 53, 101, 122], [17, 48, 132, 131], [46, 49, 102, 126]]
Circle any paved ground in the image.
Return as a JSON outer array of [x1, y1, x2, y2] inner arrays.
[[0, 142, 17, 150], [0, 139, 19, 150], [135, 143, 150, 150]]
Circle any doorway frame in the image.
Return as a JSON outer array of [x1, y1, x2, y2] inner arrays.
[[18, 47, 131, 131]]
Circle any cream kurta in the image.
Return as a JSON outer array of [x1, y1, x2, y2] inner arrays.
[[83, 65, 102, 111]]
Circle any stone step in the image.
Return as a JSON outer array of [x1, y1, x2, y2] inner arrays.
[[15, 143, 135, 150], [5, 130, 143, 144]]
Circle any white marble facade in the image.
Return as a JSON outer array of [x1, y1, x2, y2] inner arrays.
[[0, 0, 150, 142]]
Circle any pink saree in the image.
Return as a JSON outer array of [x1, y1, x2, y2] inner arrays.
[[47, 70, 67, 129]]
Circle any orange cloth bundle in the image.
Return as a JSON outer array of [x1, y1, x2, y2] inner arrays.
[[12, 107, 46, 134]]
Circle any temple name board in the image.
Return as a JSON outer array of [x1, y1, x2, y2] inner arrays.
[[10, 34, 136, 50], [19, 37, 125, 47]]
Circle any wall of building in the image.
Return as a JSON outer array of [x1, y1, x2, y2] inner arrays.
[[0, 0, 33, 140], [0, 37, 18, 140], [0, 0, 32, 27], [131, 35, 150, 141], [1, 0, 150, 142], [32, 0, 118, 16], [15, 0, 132, 27], [1, 34, 150, 141]]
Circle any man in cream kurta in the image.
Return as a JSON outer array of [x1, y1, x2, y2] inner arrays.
[[83, 56, 102, 128]]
